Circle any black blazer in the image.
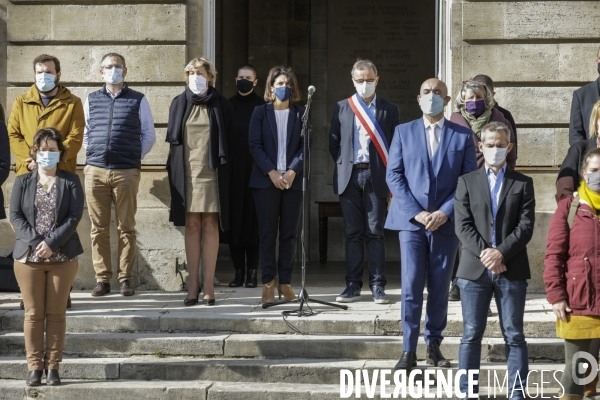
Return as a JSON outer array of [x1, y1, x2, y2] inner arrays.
[[0, 121, 9, 220], [329, 96, 400, 198], [569, 77, 600, 145], [10, 169, 84, 260], [454, 166, 536, 281], [248, 103, 305, 191]]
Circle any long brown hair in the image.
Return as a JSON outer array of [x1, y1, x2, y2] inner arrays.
[[264, 65, 301, 103]]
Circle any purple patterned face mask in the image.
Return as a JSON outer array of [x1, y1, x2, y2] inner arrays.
[[465, 99, 486, 117]]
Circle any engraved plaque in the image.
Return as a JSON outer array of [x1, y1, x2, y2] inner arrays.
[[327, 1, 436, 122]]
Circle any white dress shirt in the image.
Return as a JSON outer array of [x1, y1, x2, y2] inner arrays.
[[275, 109, 290, 173], [422, 116, 445, 160], [82, 88, 156, 160], [353, 96, 376, 163]]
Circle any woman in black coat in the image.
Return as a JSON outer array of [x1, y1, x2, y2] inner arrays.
[[226, 64, 265, 288], [249, 65, 306, 304], [0, 120, 9, 220], [166, 57, 233, 306]]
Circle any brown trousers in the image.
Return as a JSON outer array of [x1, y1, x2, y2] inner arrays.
[[84, 165, 140, 283], [14, 260, 78, 370]]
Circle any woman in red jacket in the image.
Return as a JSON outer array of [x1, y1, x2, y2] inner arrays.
[[450, 80, 517, 169], [545, 147, 600, 400]]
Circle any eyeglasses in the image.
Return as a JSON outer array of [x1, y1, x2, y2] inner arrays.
[[102, 64, 124, 70], [353, 78, 377, 84]]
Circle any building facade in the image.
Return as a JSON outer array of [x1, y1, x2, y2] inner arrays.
[[1, 0, 598, 291]]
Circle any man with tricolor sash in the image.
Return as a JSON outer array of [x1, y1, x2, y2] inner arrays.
[[329, 59, 400, 304]]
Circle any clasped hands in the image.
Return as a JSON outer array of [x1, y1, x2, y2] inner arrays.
[[35, 241, 53, 259], [269, 169, 296, 190], [414, 210, 448, 232]]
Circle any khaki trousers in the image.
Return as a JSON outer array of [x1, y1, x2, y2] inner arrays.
[[84, 165, 140, 283], [14, 260, 78, 370]]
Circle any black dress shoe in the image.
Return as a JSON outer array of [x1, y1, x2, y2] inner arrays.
[[229, 270, 245, 287], [46, 369, 61, 386], [203, 298, 215, 306], [26, 370, 43, 386], [448, 281, 460, 301], [184, 289, 201, 306], [427, 340, 451, 368], [395, 351, 417, 372], [245, 269, 257, 288]]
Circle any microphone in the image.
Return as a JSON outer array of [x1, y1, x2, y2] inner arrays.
[[307, 85, 316, 97]]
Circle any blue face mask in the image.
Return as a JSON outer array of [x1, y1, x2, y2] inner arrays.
[[419, 92, 445, 117], [36, 151, 61, 170], [35, 73, 57, 93], [103, 68, 124, 85], [274, 86, 292, 102]]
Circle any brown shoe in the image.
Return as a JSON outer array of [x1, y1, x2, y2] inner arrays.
[[91, 282, 110, 297], [584, 359, 599, 396], [120, 280, 135, 296], [278, 284, 296, 301], [262, 279, 275, 304]]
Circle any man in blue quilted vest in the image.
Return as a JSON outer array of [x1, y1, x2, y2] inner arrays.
[[82, 53, 156, 297]]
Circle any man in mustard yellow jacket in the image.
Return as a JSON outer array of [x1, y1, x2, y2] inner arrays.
[[8, 54, 84, 175]]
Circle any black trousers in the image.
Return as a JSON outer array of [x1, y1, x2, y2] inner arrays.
[[253, 186, 303, 285], [229, 244, 259, 272]]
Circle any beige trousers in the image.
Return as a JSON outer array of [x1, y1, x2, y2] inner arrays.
[[14, 260, 78, 370], [84, 165, 140, 283]]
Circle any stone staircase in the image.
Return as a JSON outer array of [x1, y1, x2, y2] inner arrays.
[[0, 288, 571, 399]]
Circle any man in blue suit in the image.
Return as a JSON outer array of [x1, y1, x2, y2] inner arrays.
[[385, 78, 477, 372]]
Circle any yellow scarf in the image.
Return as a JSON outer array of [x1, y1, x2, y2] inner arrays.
[[577, 180, 600, 217]]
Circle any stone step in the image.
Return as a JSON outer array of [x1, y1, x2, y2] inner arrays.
[[0, 379, 562, 400], [0, 356, 566, 388], [0, 331, 565, 362], [0, 296, 558, 337]]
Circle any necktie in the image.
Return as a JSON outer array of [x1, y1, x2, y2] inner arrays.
[[430, 124, 439, 159]]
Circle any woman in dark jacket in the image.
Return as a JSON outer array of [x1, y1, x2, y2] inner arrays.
[[0, 119, 9, 220], [450, 80, 517, 169], [249, 65, 305, 304], [545, 148, 600, 399], [166, 57, 233, 306], [556, 100, 600, 203], [227, 64, 265, 288], [10, 128, 84, 386]]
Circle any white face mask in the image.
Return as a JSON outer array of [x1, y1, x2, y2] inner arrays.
[[189, 75, 208, 95], [103, 68, 123, 85], [355, 81, 376, 99], [482, 146, 508, 167]]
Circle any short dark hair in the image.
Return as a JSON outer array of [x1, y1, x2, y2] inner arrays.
[[237, 64, 257, 78], [264, 65, 301, 102], [472, 74, 494, 92], [30, 128, 66, 162], [582, 148, 600, 174], [101, 53, 126, 67], [481, 121, 511, 144], [33, 54, 61, 74]]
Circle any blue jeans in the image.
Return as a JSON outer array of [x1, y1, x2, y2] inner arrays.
[[457, 270, 528, 399], [338, 168, 387, 288]]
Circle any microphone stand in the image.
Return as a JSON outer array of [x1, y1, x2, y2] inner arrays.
[[263, 89, 348, 316]]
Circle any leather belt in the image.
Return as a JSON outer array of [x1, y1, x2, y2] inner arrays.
[[352, 163, 370, 169]]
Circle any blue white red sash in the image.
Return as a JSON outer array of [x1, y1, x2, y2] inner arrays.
[[347, 93, 389, 167]]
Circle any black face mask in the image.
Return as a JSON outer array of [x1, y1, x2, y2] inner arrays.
[[236, 79, 254, 94]]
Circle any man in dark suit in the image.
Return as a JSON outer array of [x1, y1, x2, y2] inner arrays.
[[329, 59, 400, 304], [454, 121, 535, 399], [385, 78, 477, 372], [569, 46, 600, 145]]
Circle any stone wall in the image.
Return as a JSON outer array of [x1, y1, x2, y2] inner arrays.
[[452, 1, 600, 291], [0, 1, 205, 291]]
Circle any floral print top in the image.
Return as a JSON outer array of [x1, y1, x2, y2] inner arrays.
[[26, 182, 74, 263]]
